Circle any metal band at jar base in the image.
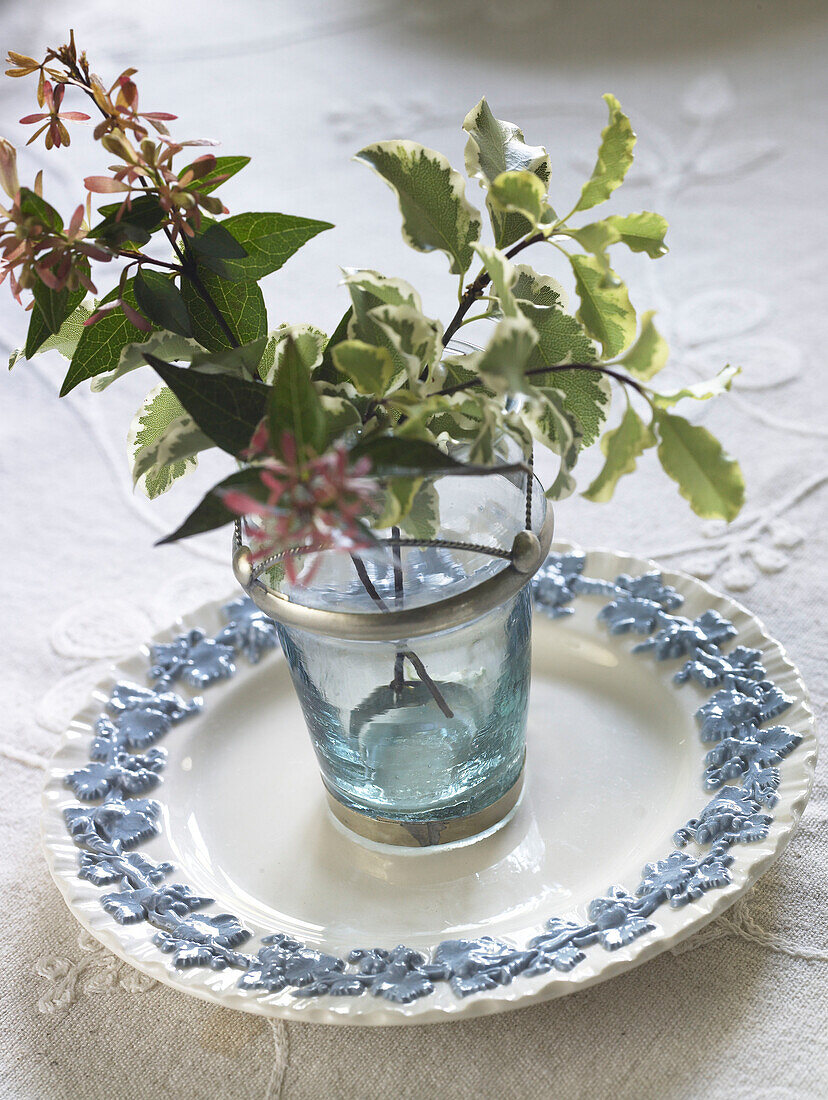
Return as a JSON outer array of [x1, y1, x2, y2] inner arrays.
[[324, 765, 525, 848]]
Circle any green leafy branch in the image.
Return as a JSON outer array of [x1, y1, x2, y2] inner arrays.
[[6, 40, 745, 550]]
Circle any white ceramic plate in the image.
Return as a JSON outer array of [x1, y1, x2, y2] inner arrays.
[[41, 547, 816, 1026]]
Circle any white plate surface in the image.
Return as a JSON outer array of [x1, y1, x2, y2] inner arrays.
[[41, 547, 816, 1025]]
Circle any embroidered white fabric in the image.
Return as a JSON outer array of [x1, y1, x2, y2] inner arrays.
[[1, 1, 826, 1096]]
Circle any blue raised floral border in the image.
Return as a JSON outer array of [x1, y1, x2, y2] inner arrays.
[[56, 552, 803, 1005]]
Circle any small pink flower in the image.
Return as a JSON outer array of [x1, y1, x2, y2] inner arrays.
[[221, 432, 379, 584], [19, 82, 90, 149]]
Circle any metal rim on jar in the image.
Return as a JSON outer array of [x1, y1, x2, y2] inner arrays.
[[232, 488, 554, 642]]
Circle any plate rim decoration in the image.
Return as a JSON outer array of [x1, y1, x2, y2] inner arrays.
[[40, 545, 817, 1026]]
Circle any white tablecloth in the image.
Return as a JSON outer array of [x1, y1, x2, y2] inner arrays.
[[2, 2, 826, 1096]]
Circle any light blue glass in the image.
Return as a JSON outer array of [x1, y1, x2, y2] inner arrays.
[[268, 473, 540, 827]]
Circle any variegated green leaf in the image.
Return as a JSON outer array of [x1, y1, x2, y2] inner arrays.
[[619, 311, 669, 380], [376, 476, 422, 528], [488, 170, 552, 232], [91, 330, 202, 391], [9, 299, 94, 369], [650, 365, 740, 408], [369, 303, 443, 386], [258, 324, 326, 384], [533, 367, 611, 449], [466, 401, 501, 465], [449, 314, 538, 396], [511, 269, 608, 446], [565, 220, 619, 260], [521, 387, 582, 499], [400, 479, 440, 539], [319, 395, 361, 445], [575, 93, 636, 213], [568, 212, 668, 261], [128, 383, 212, 499], [654, 410, 745, 521], [355, 141, 481, 274], [511, 265, 566, 309], [569, 253, 637, 358], [462, 98, 551, 249], [343, 268, 422, 318], [331, 340, 398, 396], [604, 212, 668, 257], [583, 403, 656, 502], [518, 302, 597, 368], [462, 98, 551, 187], [473, 244, 519, 317]]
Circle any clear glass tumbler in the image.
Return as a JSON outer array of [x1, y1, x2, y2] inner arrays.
[[237, 470, 549, 846]]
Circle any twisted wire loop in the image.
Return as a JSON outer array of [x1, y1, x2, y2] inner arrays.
[[247, 536, 514, 586], [524, 448, 534, 532]]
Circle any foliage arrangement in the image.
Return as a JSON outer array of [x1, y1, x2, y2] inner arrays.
[[3, 35, 744, 577]]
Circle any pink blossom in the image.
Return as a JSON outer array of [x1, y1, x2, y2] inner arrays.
[[221, 431, 379, 584], [19, 81, 90, 149]]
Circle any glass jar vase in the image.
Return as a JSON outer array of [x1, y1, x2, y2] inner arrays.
[[233, 468, 552, 847]]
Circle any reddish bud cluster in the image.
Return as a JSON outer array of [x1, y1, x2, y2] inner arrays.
[[222, 430, 379, 583], [0, 141, 111, 301], [1, 34, 234, 320]]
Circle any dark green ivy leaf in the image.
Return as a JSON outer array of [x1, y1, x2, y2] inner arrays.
[[144, 354, 268, 456], [133, 269, 192, 337], [179, 155, 251, 195], [60, 279, 154, 396], [351, 435, 528, 479], [90, 196, 166, 248], [267, 333, 327, 458], [188, 222, 249, 271], [179, 265, 267, 352], [217, 211, 333, 282], [18, 187, 62, 231], [315, 307, 353, 383], [156, 467, 267, 545], [26, 272, 88, 357]]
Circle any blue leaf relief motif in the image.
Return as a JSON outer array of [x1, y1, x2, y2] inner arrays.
[[533, 553, 586, 617], [694, 684, 793, 743], [217, 597, 280, 664], [741, 761, 781, 807], [150, 629, 236, 688], [674, 645, 766, 690], [101, 882, 213, 925], [94, 683, 200, 754], [153, 910, 252, 969], [360, 946, 450, 1003], [598, 596, 664, 636], [107, 681, 202, 719], [240, 934, 351, 995], [633, 610, 737, 660], [433, 938, 534, 998], [526, 919, 592, 974], [635, 846, 733, 908], [65, 747, 166, 800], [673, 786, 772, 847], [77, 849, 173, 887], [586, 888, 656, 949], [703, 725, 802, 789], [614, 571, 684, 611], [533, 552, 617, 617], [64, 797, 161, 849]]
